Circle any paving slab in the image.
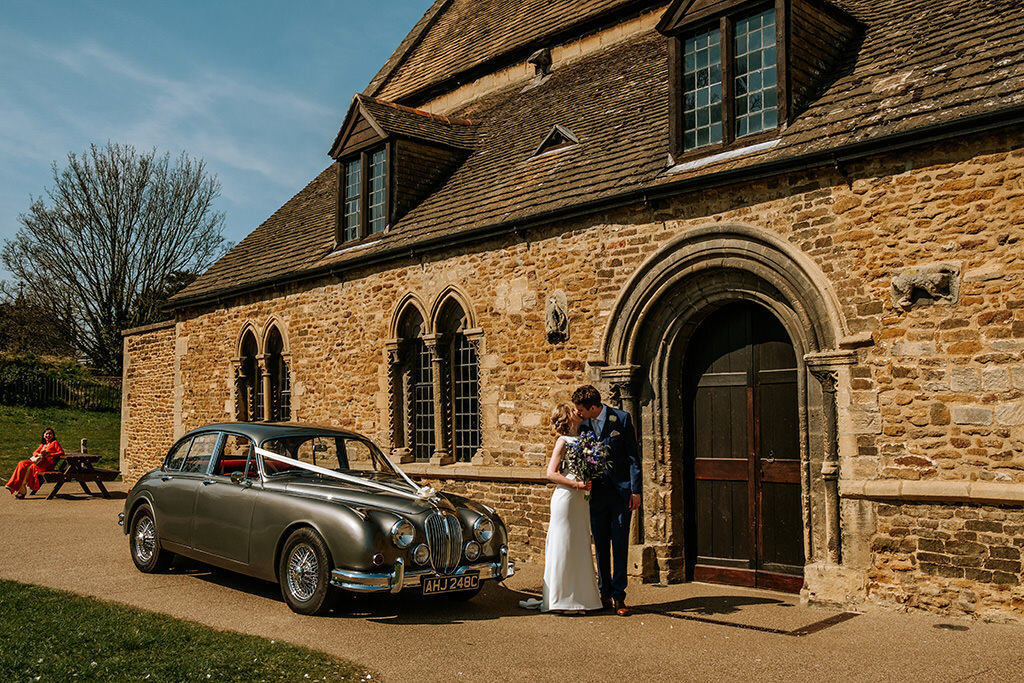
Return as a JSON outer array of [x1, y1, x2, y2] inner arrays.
[[2, 486, 1023, 682]]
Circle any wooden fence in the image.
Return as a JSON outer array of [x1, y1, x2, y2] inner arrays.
[[0, 375, 121, 412]]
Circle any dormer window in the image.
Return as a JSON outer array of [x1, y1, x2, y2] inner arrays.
[[660, 0, 861, 164], [330, 94, 477, 246], [340, 146, 388, 242]]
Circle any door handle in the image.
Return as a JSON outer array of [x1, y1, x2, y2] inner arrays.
[[161, 475, 172, 481], [760, 451, 776, 464], [202, 479, 215, 486]]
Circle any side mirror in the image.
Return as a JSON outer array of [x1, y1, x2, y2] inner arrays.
[[230, 472, 252, 487]]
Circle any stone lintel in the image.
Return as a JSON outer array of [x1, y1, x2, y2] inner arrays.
[[840, 479, 1024, 506]]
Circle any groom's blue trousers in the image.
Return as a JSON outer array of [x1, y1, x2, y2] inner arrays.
[[589, 496, 631, 600]]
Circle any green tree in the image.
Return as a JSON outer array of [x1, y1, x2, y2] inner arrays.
[[2, 143, 227, 373], [0, 283, 75, 357]]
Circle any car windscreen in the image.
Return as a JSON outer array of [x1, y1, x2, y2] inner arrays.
[[260, 433, 398, 478]]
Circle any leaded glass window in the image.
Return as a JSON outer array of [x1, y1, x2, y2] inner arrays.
[[413, 340, 435, 461], [342, 158, 361, 242], [734, 8, 777, 138], [683, 26, 722, 151], [452, 334, 480, 462], [368, 148, 387, 234], [338, 145, 388, 243], [677, 4, 780, 156]]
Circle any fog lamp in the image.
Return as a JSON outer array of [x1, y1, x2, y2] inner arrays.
[[464, 540, 481, 562], [413, 543, 430, 565]]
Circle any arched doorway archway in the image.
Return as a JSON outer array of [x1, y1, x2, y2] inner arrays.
[[598, 225, 850, 589]]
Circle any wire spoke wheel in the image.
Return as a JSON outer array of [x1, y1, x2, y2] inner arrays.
[[129, 506, 173, 573], [134, 516, 156, 564], [278, 528, 335, 615], [286, 544, 319, 601]]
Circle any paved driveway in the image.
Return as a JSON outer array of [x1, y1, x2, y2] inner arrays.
[[2, 485, 1022, 682]]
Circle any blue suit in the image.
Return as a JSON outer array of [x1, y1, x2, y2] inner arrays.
[[581, 404, 642, 601]]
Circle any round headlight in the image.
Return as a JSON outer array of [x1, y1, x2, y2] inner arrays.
[[413, 543, 430, 565], [473, 516, 494, 543], [464, 540, 481, 562], [391, 519, 415, 548]]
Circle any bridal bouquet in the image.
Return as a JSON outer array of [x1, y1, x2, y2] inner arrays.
[[564, 433, 611, 500]]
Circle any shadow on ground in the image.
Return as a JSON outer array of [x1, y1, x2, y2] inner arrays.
[[166, 557, 535, 623]]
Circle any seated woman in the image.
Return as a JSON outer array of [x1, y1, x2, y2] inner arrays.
[[5, 428, 64, 499]]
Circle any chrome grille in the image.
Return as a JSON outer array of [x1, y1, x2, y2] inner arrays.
[[425, 512, 463, 574]]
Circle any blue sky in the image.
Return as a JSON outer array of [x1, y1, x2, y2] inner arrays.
[[0, 0, 430, 281]]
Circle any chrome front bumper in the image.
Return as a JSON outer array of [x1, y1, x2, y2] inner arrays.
[[331, 546, 515, 594]]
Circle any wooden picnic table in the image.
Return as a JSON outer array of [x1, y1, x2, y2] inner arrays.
[[43, 452, 119, 499]]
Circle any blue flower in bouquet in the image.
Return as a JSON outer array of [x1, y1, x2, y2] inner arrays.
[[565, 433, 611, 500]]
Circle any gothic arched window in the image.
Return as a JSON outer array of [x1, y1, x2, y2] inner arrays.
[[437, 298, 481, 464], [267, 326, 291, 422], [237, 331, 261, 422]]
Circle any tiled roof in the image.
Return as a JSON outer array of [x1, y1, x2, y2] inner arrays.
[[369, 0, 667, 103], [356, 95, 478, 150], [174, 166, 338, 302], [174, 0, 1024, 305]]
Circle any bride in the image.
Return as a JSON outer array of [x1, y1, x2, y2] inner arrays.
[[522, 403, 603, 614]]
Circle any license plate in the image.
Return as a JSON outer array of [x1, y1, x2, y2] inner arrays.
[[422, 572, 480, 595]]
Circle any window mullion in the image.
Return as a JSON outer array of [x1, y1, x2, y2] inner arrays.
[[721, 15, 735, 146]]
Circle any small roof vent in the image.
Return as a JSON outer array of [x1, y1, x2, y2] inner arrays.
[[532, 125, 579, 157]]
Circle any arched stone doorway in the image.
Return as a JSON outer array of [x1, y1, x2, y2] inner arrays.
[[598, 225, 852, 591]]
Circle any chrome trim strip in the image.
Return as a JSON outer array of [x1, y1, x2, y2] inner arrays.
[[330, 558, 505, 593]]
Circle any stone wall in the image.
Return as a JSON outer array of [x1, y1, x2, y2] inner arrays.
[[120, 321, 177, 483], [868, 502, 1024, 620], [121, 127, 1024, 617]]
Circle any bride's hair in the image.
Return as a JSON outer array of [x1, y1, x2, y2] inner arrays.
[[551, 403, 574, 436]]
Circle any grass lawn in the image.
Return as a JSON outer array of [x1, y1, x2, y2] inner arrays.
[[0, 580, 372, 682], [0, 405, 121, 477]]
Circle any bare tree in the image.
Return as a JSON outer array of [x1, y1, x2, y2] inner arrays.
[[2, 142, 226, 373]]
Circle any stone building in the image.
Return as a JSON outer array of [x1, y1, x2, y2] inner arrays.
[[121, 0, 1024, 620]]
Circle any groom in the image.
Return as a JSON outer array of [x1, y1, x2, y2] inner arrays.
[[572, 384, 642, 617]]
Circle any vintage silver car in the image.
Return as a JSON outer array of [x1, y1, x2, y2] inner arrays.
[[120, 423, 512, 614]]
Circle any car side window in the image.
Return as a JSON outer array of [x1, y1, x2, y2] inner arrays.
[[340, 438, 378, 473], [181, 433, 219, 474], [212, 434, 256, 478], [164, 439, 191, 471], [299, 436, 338, 469]]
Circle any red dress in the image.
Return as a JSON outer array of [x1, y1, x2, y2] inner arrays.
[[6, 440, 64, 494]]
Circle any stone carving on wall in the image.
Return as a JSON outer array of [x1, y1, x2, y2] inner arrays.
[[545, 290, 569, 343], [891, 263, 959, 308]]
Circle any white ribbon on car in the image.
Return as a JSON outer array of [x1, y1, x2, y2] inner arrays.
[[254, 447, 439, 502]]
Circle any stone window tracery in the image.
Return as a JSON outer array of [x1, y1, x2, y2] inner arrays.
[[388, 295, 481, 465], [234, 324, 291, 423]]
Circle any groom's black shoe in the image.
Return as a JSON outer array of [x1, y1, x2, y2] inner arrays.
[[614, 599, 630, 617], [600, 596, 613, 611]]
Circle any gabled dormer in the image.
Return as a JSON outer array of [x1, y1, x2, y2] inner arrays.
[[329, 94, 477, 245], [659, 0, 862, 164]]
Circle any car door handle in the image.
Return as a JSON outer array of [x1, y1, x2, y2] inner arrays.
[[161, 475, 172, 481], [202, 479, 215, 486]]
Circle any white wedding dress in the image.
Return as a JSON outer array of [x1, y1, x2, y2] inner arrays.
[[541, 435, 603, 612]]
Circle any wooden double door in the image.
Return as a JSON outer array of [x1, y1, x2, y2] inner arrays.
[[682, 302, 804, 593]]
